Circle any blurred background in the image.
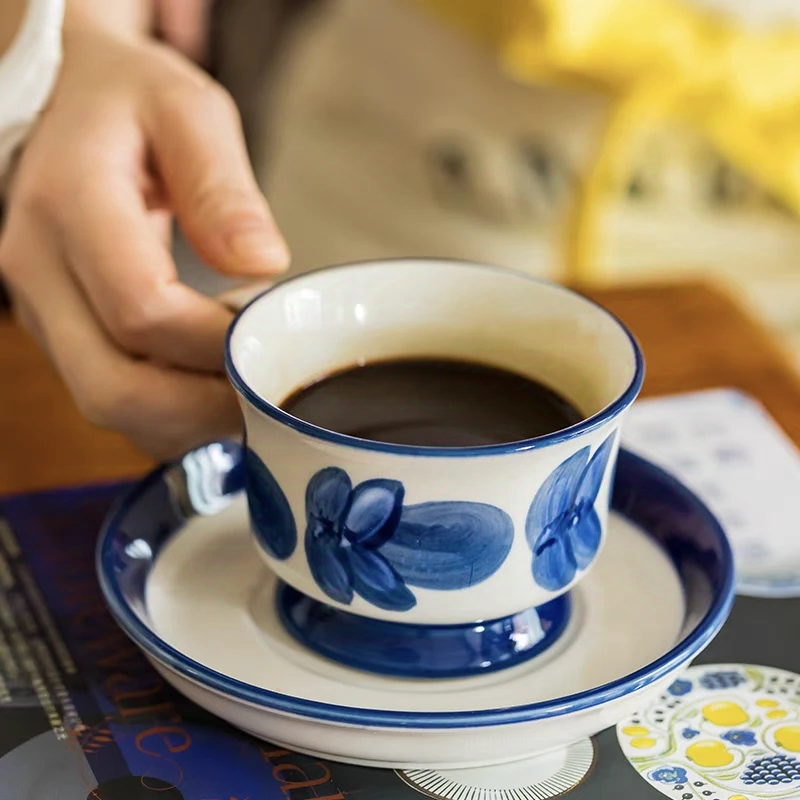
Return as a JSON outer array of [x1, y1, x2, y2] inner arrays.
[[184, 0, 800, 372]]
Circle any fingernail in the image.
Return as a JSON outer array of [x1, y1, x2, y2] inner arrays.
[[229, 229, 289, 271]]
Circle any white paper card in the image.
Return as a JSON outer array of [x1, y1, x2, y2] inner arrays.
[[622, 388, 800, 597]]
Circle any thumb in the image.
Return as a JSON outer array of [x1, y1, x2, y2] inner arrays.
[[149, 80, 290, 277]]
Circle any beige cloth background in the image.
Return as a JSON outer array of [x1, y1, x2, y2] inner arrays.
[[181, 0, 800, 369]]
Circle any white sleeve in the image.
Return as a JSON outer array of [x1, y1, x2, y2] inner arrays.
[[0, 0, 64, 186]]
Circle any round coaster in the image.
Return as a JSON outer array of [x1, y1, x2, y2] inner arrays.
[[617, 664, 800, 799], [395, 738, 596, 799]]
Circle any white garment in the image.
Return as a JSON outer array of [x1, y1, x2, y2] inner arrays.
[[0, 0, 64, 189]]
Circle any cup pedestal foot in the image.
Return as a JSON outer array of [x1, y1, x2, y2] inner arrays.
[[275, 583, 571, 679]]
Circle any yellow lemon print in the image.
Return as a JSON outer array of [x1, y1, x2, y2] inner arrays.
[[630, 737, 657, 749], [767, 710, 788, 720], [729, 796, 747, 800], [775, 726, 800, 752], [622, 725, 649, 737], [686, 740, 734, 767], [757, 699, 780, 708], [702, 701, 749, 727]]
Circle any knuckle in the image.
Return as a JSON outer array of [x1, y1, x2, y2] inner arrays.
[[107, 292, 170, 353], [195, 80, 240, 120], [167, 75, 240, 123], [191, 181, 262, 227], [75, 371, 144, 431], [10, 147, 73, 219], [10, 147, 109, 224], [75, 383, 120, 429], [15, 174, 63, 219], [78, 382, 183, 459]]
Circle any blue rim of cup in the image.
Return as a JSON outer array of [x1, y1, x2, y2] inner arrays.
[[224, 259, 646, 456], [96, 448, 735, 730]]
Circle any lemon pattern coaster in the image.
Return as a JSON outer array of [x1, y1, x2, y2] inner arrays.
[[617, 665, 800, 799]]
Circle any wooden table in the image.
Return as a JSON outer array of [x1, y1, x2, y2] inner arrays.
[[2, 280, 800, 496]]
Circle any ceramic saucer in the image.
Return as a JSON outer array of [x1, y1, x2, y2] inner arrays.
[[97, 444, 734, 769]]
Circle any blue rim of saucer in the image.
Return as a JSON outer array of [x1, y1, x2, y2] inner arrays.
[[96, 444, 734, 730], [224, 259, 645, 457]]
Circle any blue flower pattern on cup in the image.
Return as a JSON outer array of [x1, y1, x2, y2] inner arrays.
[[304, 467, 414, 611], [682, 728, 700, 739], [244, 449, 297, 560], [650, 766, 688, 785], [304, 466, 515, 612], [722, 729, 757, 747], [248, 431, 622, 611], [379, 502, 516, 591], [525, 433, 616, 591]]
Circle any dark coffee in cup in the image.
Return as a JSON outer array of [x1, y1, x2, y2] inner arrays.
[[281, 357, 582, 447]]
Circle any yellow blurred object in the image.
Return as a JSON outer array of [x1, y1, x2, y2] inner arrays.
[[418, 0, 800, 280]]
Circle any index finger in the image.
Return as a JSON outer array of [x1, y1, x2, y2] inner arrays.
[[62, 173, 234, 373]]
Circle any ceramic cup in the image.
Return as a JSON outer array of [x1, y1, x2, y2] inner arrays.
[[225, 259, 644, 676]]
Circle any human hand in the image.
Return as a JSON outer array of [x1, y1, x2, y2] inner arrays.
[[0, 21, 289, 459], [153, 0, 212, 65]]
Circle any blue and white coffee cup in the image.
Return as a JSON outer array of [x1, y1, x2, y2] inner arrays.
[[225, 259, 644, 677]]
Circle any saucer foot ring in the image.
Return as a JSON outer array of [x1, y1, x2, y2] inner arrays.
[[397, 738, 596, 799]]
